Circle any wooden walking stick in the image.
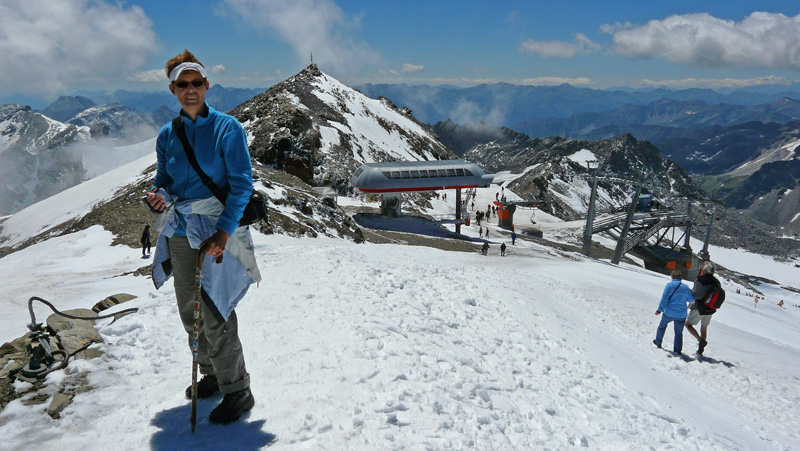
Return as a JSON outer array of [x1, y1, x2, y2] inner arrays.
[[190, 252, 204, 433]]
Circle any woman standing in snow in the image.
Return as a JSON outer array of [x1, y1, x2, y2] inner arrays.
[[140, 225, 151, 256], [653, 270, 693, 354], [145, 49, 260, 425]]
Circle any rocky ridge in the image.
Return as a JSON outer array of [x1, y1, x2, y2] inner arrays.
[[461, 130, 699, 215]]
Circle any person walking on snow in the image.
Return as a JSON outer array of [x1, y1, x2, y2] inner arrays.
[[686, 261, 720, 355], [653, 270, 693, 354], [511, 231, 517, 245], [140, 224, 152, 257], [146, 50, 260, 425], [500, 242, 506, 256]]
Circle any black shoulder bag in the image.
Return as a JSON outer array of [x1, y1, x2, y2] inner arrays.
[[172, 117, 268, 227]]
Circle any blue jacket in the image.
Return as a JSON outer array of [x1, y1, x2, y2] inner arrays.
[[657, 278, 693, 319], [153, 104, 252, 237]]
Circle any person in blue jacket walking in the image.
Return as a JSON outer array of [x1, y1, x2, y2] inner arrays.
[[653, 269, 693, 354], [146, 49, 260, 425]]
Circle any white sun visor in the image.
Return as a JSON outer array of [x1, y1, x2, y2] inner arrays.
[[169, 62, 208, 82]]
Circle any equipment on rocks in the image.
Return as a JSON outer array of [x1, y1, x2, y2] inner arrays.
[[17, 297, 138, 380]]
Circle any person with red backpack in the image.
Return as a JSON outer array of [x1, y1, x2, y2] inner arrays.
[[687, 261, 725, 355]]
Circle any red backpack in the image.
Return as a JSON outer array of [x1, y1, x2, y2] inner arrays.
[[704, 287, 726, 310]]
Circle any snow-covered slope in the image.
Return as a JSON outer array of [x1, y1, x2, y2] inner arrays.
[[0, 144, 155, 250], [728, 136, 800, 177], [1, 223, 799, 449]]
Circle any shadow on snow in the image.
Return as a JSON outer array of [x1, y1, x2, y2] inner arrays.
[[150, 401, 276, 450], [696, 355, 736, 368]]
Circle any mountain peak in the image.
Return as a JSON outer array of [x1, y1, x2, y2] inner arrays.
[[230, 67, 454, 190], [40, 95, 96, 122], [303, 63, 322, 77]]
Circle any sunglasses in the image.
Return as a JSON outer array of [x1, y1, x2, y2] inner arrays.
[[173, 79, 205, 89]]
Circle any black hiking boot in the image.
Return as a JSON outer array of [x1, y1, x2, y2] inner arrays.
[[652, 339, 661, 349], [209, 387, 255, 424], [698, 339, 707, 355], [185, 374, 220, 399]]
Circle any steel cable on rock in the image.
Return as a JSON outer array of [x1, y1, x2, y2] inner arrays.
[[22, 296, 139, 379]]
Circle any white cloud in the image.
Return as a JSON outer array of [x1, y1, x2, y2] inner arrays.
[[639, 76, 795, 89], [450, 99, 507, 126], [521, 77, 594, 86], [518, 33, 601, 58], [0, 0, 158, 96], [402, 63, 424, 73], [604, 12, 800, 68], [129, 65, 226, 84], [221, 0, 380, 75], [519, 39, 579, 58], [574, 33, 602, 52], [127, 69, 165, 83]]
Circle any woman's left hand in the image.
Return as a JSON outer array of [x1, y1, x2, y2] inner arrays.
[[199, 229, 230, 264]]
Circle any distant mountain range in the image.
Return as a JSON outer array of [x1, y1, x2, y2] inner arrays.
[[512, 98, 800, 140], [2, 69, 797, 259], [355, 82, 800, 127], [656, 120, 800, 223], [72, 84, 264, 114]]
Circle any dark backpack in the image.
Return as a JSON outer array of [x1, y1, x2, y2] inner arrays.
[[704, 287, 726, 310]]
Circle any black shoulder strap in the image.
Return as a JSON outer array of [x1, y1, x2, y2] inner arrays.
[[172, 117, 227, 206], [668, 282, 681, 300]]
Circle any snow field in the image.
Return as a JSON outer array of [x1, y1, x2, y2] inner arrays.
[[3, 227, 798, 449]]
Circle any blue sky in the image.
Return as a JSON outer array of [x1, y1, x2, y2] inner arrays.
[[2, 0, 800, 105]]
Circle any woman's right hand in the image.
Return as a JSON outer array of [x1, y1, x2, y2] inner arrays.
[[146, 190, 166, 212]]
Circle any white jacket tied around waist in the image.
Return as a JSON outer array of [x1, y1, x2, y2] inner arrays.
[[151, 189, 261, 321]]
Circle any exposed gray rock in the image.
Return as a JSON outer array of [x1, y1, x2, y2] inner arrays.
[[47, 393, 72, 418], [91, 293, 137, 313], [47, 308, 102, 356]]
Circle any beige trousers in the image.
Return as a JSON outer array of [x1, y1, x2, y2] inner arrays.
[[169, 235, 250, 394]]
